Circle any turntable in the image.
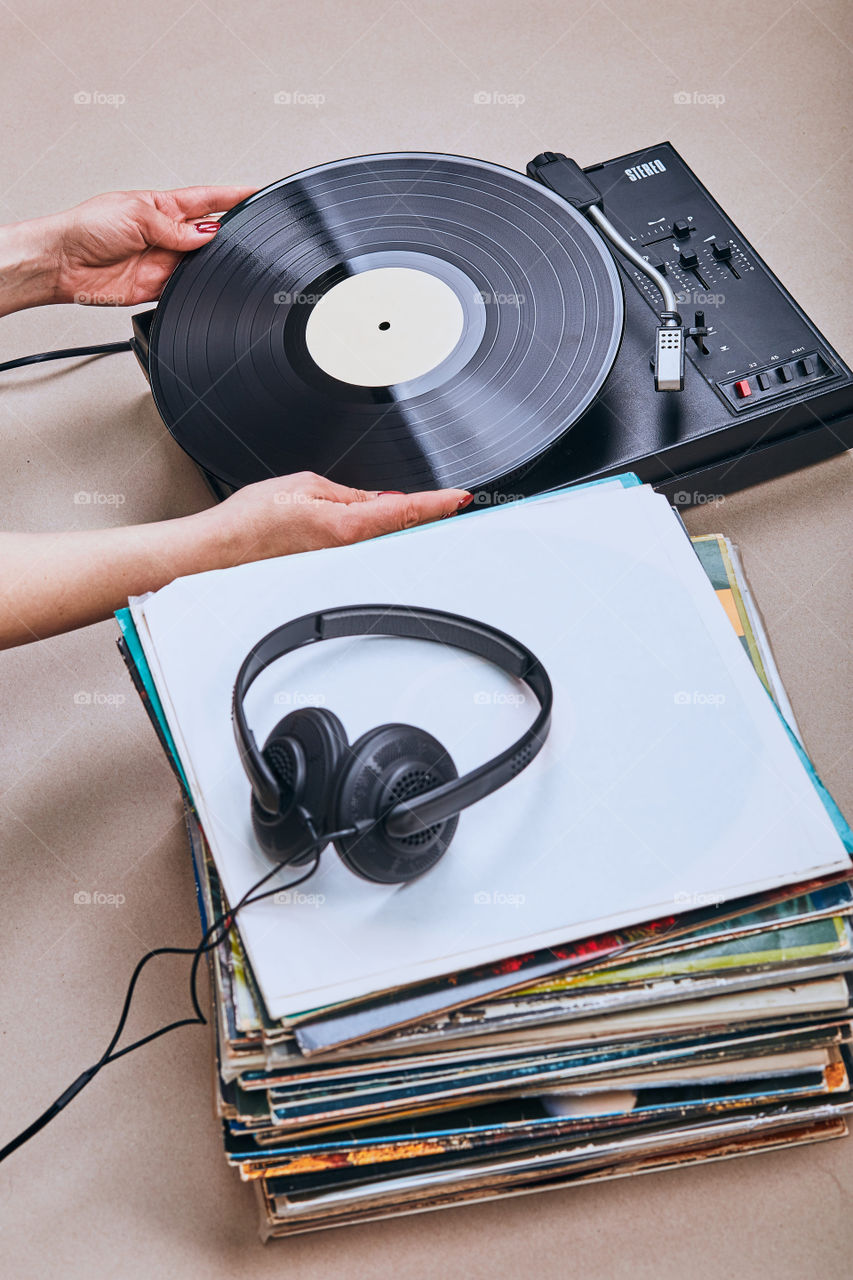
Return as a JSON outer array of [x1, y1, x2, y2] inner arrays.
[[129, 144, 853, 506]]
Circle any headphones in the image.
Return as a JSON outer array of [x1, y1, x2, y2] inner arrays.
[[232, 605, 553, 885]]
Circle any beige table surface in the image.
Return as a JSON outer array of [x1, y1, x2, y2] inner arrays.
[[1, 1, 851, 1275]]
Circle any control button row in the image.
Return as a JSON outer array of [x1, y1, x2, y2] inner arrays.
[[725, 353, 828, 404]]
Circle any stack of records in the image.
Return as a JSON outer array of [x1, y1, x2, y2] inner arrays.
[[117, 478, 853, 1239]]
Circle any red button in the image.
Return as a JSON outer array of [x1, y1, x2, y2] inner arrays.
[[734, 379, 752, 398]]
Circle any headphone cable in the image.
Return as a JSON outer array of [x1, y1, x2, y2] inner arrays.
[[0, 827, 355, 1163]]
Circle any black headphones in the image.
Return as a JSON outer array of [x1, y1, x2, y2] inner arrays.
[[232, 605, 553, 885]]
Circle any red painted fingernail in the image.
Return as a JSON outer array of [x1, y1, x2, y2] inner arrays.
[[456, 493, 474, 509], [378, 490, 404, 495], [195, 220, 221, 233]]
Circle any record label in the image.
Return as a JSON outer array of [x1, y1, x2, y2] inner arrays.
[[304, 266, 465, 387]]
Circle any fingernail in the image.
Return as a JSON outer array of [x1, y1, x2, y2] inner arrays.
[[456, 493, 474, 510], [195, 220, 221, 234], [378, 490, 404, 495]]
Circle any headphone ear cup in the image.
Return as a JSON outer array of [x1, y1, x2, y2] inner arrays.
[[252, 707, 349, 864], [332, 724, 459, 884]]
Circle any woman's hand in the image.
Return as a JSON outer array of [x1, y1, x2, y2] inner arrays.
[[0, 185, 255, 316], [208, 472, 474, 564], [0, 474, 473, 649], [49, 185, 257, 305]]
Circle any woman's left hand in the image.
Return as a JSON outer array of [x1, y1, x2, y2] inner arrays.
[[50, 185, 256, 305], [0, 185, 256, 316]]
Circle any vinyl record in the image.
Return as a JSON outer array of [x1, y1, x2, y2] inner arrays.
[[148, 153, 624, 494]]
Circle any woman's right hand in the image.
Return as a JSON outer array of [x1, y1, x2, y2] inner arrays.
[[206, 471, 474, 566], [0, 473, 473, 649]]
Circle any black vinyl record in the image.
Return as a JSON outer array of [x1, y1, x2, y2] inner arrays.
[[148, 153, 624, 493]]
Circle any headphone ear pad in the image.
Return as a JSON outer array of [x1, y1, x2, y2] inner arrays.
[[252, 707, 349, 864], [332, 724, 459, 884]]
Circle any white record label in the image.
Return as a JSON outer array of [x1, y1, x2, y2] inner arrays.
[[305, 266, 465, 387]]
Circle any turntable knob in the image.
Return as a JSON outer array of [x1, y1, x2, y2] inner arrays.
[[712, 240, 732, 260], [673, 219, 691, 239], [679, 249, 698, 269]]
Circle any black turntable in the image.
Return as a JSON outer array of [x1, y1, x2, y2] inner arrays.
[[130, 144, 853, 506]]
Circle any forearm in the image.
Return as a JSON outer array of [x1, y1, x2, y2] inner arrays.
[[0, 216, 63, 317], [0, 474, 469, 649], [0, 510, 232, 648]]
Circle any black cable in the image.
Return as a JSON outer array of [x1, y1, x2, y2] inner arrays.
[[0, 826, 356, 1163], [0, 340, 133, 374]]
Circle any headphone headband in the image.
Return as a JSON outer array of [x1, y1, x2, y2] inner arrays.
[[233, 605, 552, 837]]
